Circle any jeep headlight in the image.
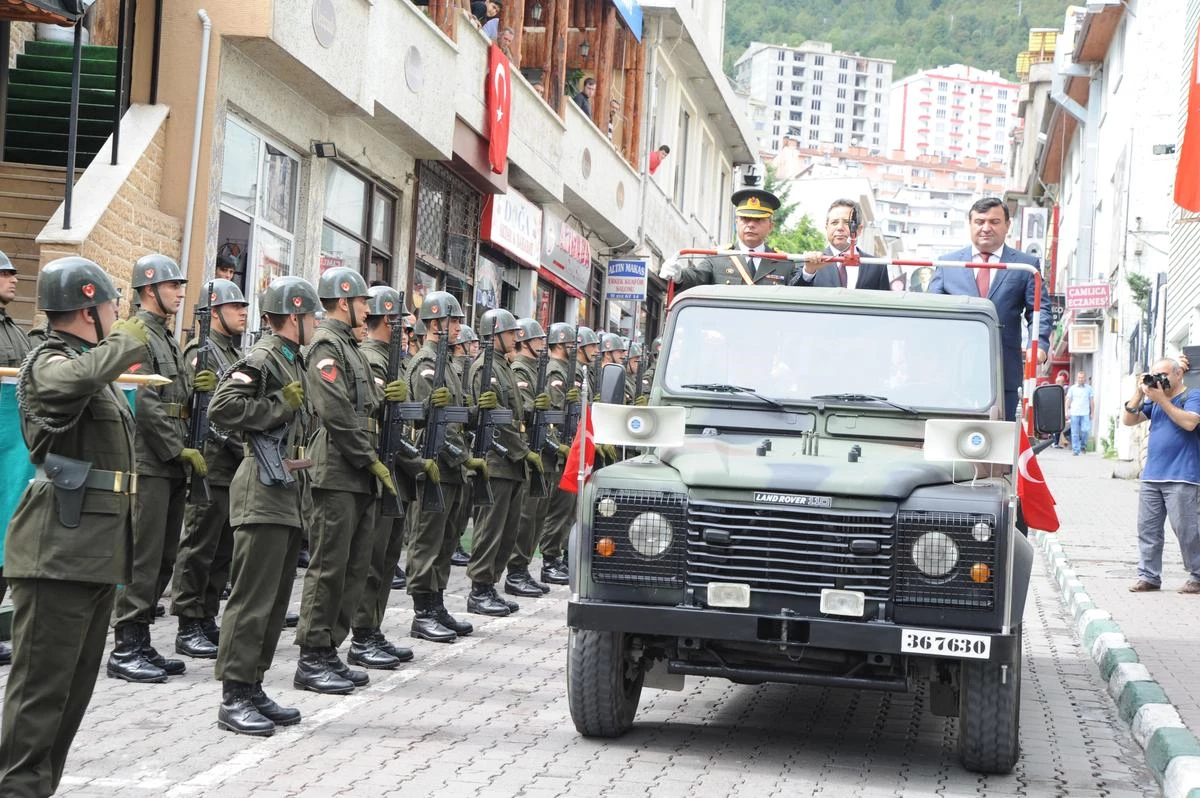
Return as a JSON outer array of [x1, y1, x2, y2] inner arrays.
[[911, 531, 958, 577], [628, 511, 672, 558]]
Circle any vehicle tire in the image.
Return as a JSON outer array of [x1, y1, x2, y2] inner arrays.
[[957, 625, 1022, 774], [566, 627, 643, 737]]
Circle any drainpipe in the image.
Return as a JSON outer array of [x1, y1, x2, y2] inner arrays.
[[636, 16, 661, 256], [176, 9, 211, 340]]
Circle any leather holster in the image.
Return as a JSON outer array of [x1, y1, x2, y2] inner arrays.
[[41, 453, 91, 529]]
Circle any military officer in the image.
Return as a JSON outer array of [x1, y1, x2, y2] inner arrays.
[[450, 324, 478, 569], [209, 275, 317, 736], [0, 257, 149, 793], [659, 188, 788, 288], [109, 254, 211, 684], [171, 279, 247, 659], [466, 309, 543, 616], [537, 322, 580, 585], [405, 292, 485, 642]]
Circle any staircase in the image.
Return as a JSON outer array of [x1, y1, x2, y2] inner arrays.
[[4, 40, 117, 168], [0, 163, 73, 327]]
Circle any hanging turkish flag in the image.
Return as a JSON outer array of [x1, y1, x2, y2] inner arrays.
[[1017, 422, 1060, 532], [1175, 24, 1200, 212], [486, 43, 511, 175], [558, 401, 595, 494]]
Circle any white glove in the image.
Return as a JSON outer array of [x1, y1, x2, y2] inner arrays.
[[659, 257, 682, 282]]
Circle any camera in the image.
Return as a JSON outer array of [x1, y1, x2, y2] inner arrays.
[[1143, 373, 1171, 391]]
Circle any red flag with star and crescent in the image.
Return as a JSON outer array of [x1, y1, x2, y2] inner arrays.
[[1176, 23, 1200, 212], [558, 400, 595, 494], [486, 43, 511, 175], [1017, 421, 1059, 532]]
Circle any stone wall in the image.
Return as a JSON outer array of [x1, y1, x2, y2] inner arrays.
[[8, 22, 34, 67]]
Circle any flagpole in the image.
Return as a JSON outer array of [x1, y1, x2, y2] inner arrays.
[[576, 369, 589, 495], [0, 367, 171, 386]]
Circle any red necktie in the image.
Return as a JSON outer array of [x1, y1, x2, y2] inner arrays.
[[838, 262, 848, 287], [976, 252, 991, 297]]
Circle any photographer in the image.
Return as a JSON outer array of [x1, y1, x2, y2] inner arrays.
[[1122, 358, 1200, 594]]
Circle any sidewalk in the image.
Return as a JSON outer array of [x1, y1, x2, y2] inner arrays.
[[1037, 446, 1200, 794]]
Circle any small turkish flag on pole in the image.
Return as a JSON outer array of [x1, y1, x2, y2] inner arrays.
[[486, 43, 511, 175], [1017, 422, 1059, 532], [1175, 24, 1200, 212], [558, 385, 595, 495]]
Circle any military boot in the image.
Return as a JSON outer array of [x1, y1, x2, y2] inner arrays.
[[293, 646, 355, 695], [467, 582, 511, 616], [326, 647, 369, 687], [410, 593, 457, 643], [348, 628, 401, 670], [250, 682, 301, 726], [434, 591, 473, 637], [217, 681, 275, 737], [0, 641, 11, 666], [541, 557, 570, 585], [140, 624, 186, 675], [283, 611, 299, 628], [391, 565, 406, 590], [370, 629, 414, 662], [176, 618, 218, 659], [493, 586, 519, 613], [106, 626, 168, 683], [200, 616, 221, 645], [504, 569, 544, 598], [451, 545, 471, 567]]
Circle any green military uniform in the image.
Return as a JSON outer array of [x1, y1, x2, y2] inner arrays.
[[448, 349, 475, 561], [508, 353, 559, 586], [539, 352, 574, 575], [672, 244, 791, 290], [0, 258, 143, 795]]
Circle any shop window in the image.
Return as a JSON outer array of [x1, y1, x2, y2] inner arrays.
[[414, 161, 482, 315], [320, 161, 396, 285]]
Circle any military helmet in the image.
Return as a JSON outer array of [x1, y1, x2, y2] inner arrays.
[[576, 326, 599, 346], [131, 253, 187, 288], [316, 266, 369, 299], [0, 250, 15, 274], [402, 314, 416, 331], [260, 275, 320, 315], [419, 291, 464, 321], [515, 317, 546, 343], [628, 342, 644, 358], [37, 256, 121, 312], [478, 308, 519, 337], [454, 324, 478, 345], [200, 278, 248, 308], [547, 322, 575, 346], [651, 336, 662, 354], [599, 332, 627, 354], [413, 318, 428, 336], [366, 285, 403, 317]]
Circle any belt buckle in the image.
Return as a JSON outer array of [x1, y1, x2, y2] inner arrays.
[[129, 474, 138, 495], [295, 446, 305, 459], [113, 471, 122, 493]]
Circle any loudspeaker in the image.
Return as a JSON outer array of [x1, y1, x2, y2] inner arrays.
[[923, 419, 1016, 465], [591, 404, 686, 448]]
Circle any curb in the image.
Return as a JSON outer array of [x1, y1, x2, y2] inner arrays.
[[1032, 531, 1200, 797]]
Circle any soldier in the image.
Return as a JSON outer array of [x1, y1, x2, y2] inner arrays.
[[466, 309, 544, 615], [625, 341, 648, 405], [450, 324, 478, 569], [295, 267, 405, 693], [108, 254, 212, 683], [659, 188, 788, 288], [643, 337, 662, 392], [0, 257, 149, 792], [209, 275, 317, 736], [0, 251, 31, 667], [537, 322, 580, 585], [348, 285, 436, 668], [172, 279, 247, 659], [405, 292, 485, 641]]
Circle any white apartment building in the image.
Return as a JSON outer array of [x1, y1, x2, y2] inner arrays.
[[889, 64, 1019, 167], [733, 40, 893, 155]]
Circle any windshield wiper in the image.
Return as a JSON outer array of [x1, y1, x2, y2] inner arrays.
[[808, 393, 918, 415], [681, 383, 788, 411]]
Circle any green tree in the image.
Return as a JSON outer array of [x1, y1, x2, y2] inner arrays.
[[768, 214, 825, 254]]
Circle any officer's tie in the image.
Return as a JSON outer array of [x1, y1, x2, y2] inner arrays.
[[976, 251, 991, 297]]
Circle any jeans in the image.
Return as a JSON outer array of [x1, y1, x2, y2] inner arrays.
[[1070, 415, 1089, 453], [1136, 481, 1200, 585]]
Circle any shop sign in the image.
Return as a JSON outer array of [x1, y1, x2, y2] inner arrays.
[[481, 189, 542, 268], [1065, 283, 1111, 310], [540, 209, 591, 293], [312, 0, 336, 48], [1068, 323, 1099, 353], [319, 254, 344, 272], [606, 259, 648, 301]]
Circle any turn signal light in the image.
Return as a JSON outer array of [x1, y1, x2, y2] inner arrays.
[[596, 537, 616, 557], [970, 562, 991, 583]]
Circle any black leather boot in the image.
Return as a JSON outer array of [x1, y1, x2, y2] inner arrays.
[[217, 681, 275, 736], [526, 570, 551, 595], [293, 646, 355, 694], [541, 557, 570, 585], [410, 593, 458, 643], [251, 682, 301, 726], [348, 628, 401, 670], [200, 617, 220, 645], [451, 545, 471, 567], [283, 611, 299, 628], [504, 570, 544, 598], [107, 626, 168, 684], [434, 592, 473, 637], [493, 586, 519, 613], [297, 540, 310, 569], [0, 641, 11, 666], [326, 648, 369, 687], [391, 565, 406, 590], [371, 629, 414, 662], [176, 618, 218, 659], [467, 582, 511, 616], [141, 624, 186, 675]]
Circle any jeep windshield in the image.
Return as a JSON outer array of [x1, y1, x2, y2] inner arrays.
[[661, 304, 995, 412]]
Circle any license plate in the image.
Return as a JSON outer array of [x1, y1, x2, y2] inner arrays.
[[899, 628, 991, 659]]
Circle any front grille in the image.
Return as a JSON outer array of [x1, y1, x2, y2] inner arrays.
[[589, 489, 687, 588], [895, 511, 996, 609], [686, 499, 895, 601]]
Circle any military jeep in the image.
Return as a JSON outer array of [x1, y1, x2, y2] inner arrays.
[[565, 284, 1064, 774]]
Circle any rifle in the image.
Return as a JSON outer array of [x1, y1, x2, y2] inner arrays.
[[247, 423, 312, 486], [562, 332, 581, 441], [527, 347, 565, 498], [379, 303, 425, 517], [186, 283, 214, 504], [471, 337, 514, 506], [420, 331, 469, 514]]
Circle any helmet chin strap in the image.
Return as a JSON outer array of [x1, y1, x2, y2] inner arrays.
[[296, 314, 307, 348], [348, 298, 359, 330], [89, 306, 105, 344]]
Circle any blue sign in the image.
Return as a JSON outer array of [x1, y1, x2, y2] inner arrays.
[[606, 258, 648, 301], [612, 0, 643, 41]]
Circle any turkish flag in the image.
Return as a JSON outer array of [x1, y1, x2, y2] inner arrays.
[[1175, 24, 1200, 212], [558, 402, 595, 494], [486, 43, 511, 175], [1017, 423, 1059, 532]]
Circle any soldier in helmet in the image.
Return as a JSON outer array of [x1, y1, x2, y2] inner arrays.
[[0, 251, 31, 668], [171, 279, 248, 660], [208, 275, 318, 736], [108, 253, 212, 684], [405, 292, 485, 641], [536, 322, 580, 585], [625, 341, 647, 405], [294, 267, 405, 693], [0, 257, 150, 791], [466, 309, 544, 616], [449, 324, 478, 568]]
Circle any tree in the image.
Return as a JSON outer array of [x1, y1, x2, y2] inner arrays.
[[768, 214, 825, 254]]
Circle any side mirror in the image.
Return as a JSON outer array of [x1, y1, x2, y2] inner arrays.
[[598, 363, 626, 404], [1031, 384, 1065, 435]]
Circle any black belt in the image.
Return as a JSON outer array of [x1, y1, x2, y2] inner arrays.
[[35, 466, 138, 495]]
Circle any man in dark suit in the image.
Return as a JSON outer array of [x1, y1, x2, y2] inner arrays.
[[928, 197, 1051, 421], [660, 188, 793, 289], [790, 199, 891, 290]]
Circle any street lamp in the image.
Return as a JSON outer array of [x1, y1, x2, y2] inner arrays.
[[580, 40, 591, 59], [530, 2, 543, 22]]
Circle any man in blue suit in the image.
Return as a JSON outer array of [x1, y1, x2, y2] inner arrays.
[[928, 197, 1051, 421]]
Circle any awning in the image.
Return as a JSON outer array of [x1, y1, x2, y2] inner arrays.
[[613, 0, 643, 41], [0, 0, 84, 24]]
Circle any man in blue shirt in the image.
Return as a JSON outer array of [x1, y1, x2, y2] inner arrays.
[[1066, 371, 1095, 455], [1122, 358, 1200, 594]]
